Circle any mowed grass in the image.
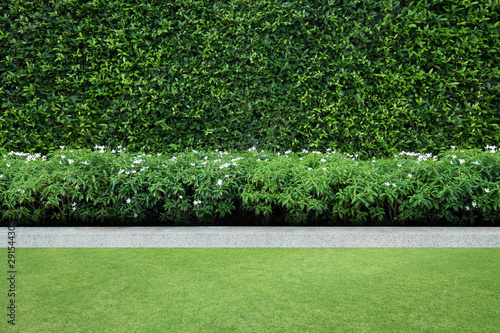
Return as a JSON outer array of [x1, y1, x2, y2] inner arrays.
[[2, 248, 499, 332]]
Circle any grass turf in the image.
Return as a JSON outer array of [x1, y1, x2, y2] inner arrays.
[[2, 248, 499, 332]]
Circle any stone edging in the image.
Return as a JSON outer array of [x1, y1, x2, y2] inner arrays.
[[3, 227, 500, 248]]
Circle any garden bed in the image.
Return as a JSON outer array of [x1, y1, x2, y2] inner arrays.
[[1, 145, 499, 226]]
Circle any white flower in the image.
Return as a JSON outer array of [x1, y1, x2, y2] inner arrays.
[[6, 164, 10, 167], [392, 183, 396, 187], [385, 182, 390, 186], [322, 167, 327, 171], [452, 155, 456, 159], [299, 158, 303, 160], [257, 158, 261, 161], [397, 164, 402, 167], [321, 159, 326, 163], [451, 146, 456, 149], [59, 161, 63, 165], [473, 161, 480, 165], [134, 213, 138, 218], [225, 175, 229, 178], [125, 171, 130, 175], [193, 200, 201, 205], [488, 145, 497, 153], [217, 179, 223, 186], [157, 153, 162, 156], [485, 188, 490, 193], [60, 145, 65, 149], [465, 206, 470, 211], [308, 168, 312, 171], [131, 170, 136, 174], [472, 201, 477, 208], [71, 202, 76, 211], [126, 198, 131, 204], [408, 174, 412, 178], [0, 174, 3, 178], [68, 159, 74, 164], [82, 161, 89, 165], [450, 161, 454, 165], [179, 196, 183, 199], [191, 163, 195, 166], [459, 159, 465, 164]]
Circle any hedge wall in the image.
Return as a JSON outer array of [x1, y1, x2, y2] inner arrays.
[[1, 0, 499, 157]]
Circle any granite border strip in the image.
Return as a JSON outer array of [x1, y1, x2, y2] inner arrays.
[[2, 227, 500, 248]]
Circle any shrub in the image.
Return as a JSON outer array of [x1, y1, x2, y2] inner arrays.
[[1, 145, 499, 226]]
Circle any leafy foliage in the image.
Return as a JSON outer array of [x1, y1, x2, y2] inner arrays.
[[1, 146, 499, 226], [1, 0, 499, 157]]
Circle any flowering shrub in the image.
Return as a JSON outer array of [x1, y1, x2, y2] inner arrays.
[[0, 145, 499, 226]]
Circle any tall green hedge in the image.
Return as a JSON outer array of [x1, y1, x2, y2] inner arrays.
[[1, 0, 499, 157]]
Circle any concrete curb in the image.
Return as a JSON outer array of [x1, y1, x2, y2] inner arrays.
[[2, 227, 500, 248]]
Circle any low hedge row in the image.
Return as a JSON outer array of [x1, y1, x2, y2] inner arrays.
[[1, 145, 499, 226]]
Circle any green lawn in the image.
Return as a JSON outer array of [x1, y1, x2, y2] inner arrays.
[[2, 248, 500, 332]]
